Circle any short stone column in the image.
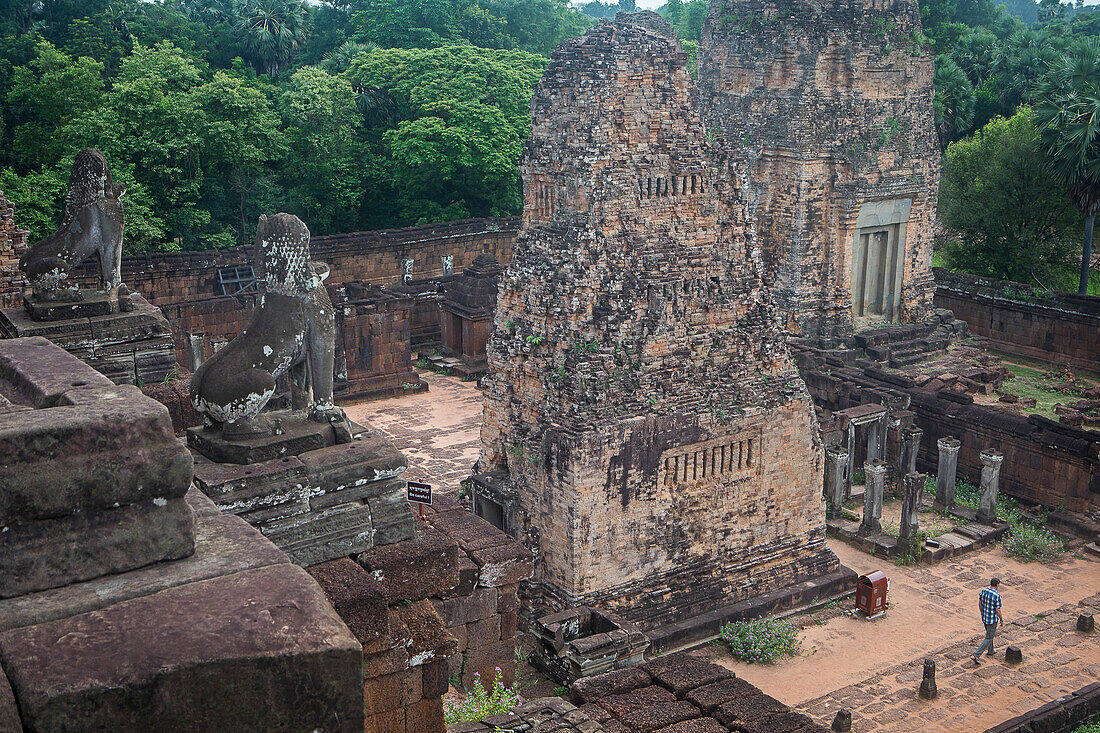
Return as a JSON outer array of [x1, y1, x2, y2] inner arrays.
[[918, 658, 937, 700], [978, 449, 1003, 524], [898, 471, 926, 548], [934, 437, 961, 511], [825, 447, 850, 517], [859, 459, 887, 536], [831, 709, 853, 732]]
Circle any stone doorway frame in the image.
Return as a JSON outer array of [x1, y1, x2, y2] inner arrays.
[[850, 198, 911, 325]]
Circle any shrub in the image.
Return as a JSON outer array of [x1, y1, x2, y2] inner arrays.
[[443, 668, 523, 724], [1001, 523, 1064, 562], [717, 617, 802, 664]]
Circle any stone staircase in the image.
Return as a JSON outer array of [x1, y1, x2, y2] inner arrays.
[[853, 309, 969, 368]]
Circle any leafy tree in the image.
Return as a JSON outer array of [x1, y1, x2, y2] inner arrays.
[[192, 70, 286, 243], [1034, 38, 1100, 293], [6, 41, 105, 167], [281, 65, 363, 233], [344, 44, 546, 225], [939, 109, 1081, 285]]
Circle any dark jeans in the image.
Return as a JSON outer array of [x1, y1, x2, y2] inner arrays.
[[973, 622, 998, 657]]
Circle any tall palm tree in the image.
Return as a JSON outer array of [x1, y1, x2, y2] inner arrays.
[[236, 0, 309, 79], [1034, 37, 1100, 294], [934, 56, 977, 147]]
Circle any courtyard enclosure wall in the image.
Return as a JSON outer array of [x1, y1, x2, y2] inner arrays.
[[697, 0, 940, 344], [933, 269, 1100, 372]]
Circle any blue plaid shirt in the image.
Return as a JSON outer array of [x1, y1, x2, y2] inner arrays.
[[979, 587, 1002, 625]]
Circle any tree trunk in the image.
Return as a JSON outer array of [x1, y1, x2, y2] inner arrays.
[[1080, 211, 1094, 295]]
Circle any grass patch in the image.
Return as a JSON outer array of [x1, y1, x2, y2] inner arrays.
[[954, 479, 1024, 525], [716, 617, 803, 664]]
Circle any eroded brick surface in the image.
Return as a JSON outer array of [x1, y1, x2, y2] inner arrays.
[[697, 0, 939, 343], [476, 12, 837, 629]]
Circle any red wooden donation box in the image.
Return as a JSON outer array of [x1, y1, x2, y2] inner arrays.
[[856, 571, 888, 617]]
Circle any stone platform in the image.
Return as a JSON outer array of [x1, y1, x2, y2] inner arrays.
[[646, 566, 859, 652], [191, 420, 415, 565], [0, 337, 194, 598], [0, 337, 364, 731], [0, 290, 176, 385]]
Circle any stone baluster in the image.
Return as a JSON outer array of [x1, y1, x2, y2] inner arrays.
[[934, 437, 961, 511], [899, 471, 926, 548], [859, 459, 887, 536], [978, 449, 1003, 524], [825, 447, 849, 518]]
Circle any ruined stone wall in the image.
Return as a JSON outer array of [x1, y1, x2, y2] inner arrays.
[[335, 287, 425, 400], [477, 13, 836, 629], [697, 0, 940, 344], [52, 217, 517, 308], [801, 362, 1099, 513], [933, 269, 1100, 371]]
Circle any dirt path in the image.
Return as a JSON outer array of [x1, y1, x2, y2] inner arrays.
[[696, 541, 1099, 731]]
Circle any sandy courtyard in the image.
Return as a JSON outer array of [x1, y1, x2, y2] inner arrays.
[[341, 371, 1100, 732]]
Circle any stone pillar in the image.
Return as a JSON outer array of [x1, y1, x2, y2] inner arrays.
[[934, 437, 961, 511], [898, 471, 926, 547], [866, 414, 887, 462], [900, 427, 923, 476], [187, 331, 205, 371], [859, 459, 887, 536], [825, 447, 849, 518], [978, 449, 1003, 524], [831, 710, 852, 732], [846, 420, 858, 494]]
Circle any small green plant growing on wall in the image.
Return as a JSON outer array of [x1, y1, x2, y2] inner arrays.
[[525, 334, 546, 347]]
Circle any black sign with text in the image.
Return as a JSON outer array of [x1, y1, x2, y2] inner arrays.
[[406, 480, 432, 505]]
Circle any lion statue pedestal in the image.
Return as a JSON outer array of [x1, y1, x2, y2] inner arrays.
[[187, 213, 414, 566], [0, 149, 175, 384]]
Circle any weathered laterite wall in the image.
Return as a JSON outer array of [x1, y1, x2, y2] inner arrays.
[[62, 217, 517, 308], [477, 13, 837, 630], [697, 0, 940, 344], [933, 269, 1100, 371]]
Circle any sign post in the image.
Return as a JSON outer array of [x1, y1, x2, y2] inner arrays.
[[406, 480, 432, 520]]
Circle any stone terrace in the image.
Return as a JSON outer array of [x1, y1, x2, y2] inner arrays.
[[342, 370, 483, 496]]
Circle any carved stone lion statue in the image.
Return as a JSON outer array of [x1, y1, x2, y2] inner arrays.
[[19, 148, 126, 308], [190, 213, 347, 432]]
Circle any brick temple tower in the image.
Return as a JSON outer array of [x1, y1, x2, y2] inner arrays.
[[472, 13, 841, 636], [697, 0, 940, 345]]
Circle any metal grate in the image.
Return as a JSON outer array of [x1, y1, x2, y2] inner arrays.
[[217, 265, 257, 296]]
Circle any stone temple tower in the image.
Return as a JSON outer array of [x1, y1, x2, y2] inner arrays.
[[697, 0, 940, 345], [472, 13, 841, 636]]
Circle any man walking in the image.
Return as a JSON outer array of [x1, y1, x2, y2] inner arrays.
[[971, 577, 1003, 665]]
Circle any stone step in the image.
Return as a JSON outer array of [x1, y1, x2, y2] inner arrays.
[[1085, 542, 1100, 558]]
